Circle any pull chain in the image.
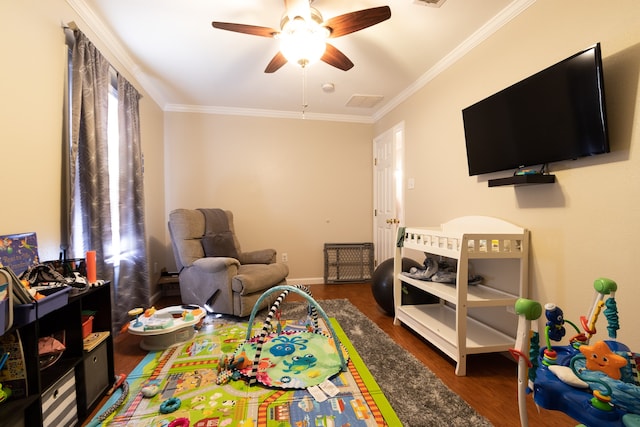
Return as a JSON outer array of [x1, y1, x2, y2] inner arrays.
[[301, 65, 308, 118]]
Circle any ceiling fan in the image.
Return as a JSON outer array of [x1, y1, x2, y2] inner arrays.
[[211, 0, 391, 73]]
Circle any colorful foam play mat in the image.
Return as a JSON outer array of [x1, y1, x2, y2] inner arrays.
[[88, 315, 400, 426]]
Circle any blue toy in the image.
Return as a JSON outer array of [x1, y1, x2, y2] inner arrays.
[[511, 278, 640, 427]]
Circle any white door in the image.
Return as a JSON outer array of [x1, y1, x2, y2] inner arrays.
[[373, 122, 405, 268]]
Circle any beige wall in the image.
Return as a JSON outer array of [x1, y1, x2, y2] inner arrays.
[[163, 113, 373, 280], [375, 0, 640, 350], [1, 0, 166, 295], [5, 0, 640, 351]]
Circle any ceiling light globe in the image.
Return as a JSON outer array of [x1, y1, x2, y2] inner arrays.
[[280, 18, 328, 68]]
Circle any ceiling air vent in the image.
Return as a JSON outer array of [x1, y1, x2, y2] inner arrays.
[[413, 0, 448, 7], [346, 94, 384, 108]]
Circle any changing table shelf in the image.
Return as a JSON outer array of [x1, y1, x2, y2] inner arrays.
[[393, 216, 529, 376]]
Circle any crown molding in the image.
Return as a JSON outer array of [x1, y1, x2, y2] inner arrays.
[[66, 0, 168, 108], [372, 0, 536, 122], [164, 104, 374, 124]]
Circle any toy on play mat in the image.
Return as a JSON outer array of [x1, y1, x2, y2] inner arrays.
[[510, 278, 640, 427], [231, 285, 348, 389]]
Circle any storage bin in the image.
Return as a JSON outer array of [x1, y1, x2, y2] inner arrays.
[[83, 340, 109, 408], [13, 301, 36, 327], [81, 315, 93, 339], [36, 287, 71, 318], [13, 286, 71, 327], [42, 368, 77, 427]]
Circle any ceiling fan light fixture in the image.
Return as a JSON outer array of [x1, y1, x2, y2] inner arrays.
[[212, 4, 390, 73], [279, 16, 328, 67]]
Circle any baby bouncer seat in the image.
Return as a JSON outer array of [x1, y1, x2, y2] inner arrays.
[[511, 278, 640, 427]]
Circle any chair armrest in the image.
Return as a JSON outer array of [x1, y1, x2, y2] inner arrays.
[[192, 256, 241, 272], [239, 249, 277, 264], [179, 256, 240, 313]]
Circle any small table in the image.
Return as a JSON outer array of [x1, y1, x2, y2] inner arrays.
[[127, 305, 206, 350]]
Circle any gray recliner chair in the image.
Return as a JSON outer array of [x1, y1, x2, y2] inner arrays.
[[168, 208, 289, 317]]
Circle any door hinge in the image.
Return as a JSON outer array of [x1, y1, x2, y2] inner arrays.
[[374, 158, 377, 166]]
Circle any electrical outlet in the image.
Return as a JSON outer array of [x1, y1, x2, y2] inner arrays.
[[282, 253, 288, 262]]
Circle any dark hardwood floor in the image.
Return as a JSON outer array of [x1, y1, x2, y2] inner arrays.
[[84, 283, 574, 426]]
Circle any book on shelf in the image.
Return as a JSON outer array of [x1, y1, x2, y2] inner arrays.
[[83, 331, 110, 352], [0, 330, 28, 398]]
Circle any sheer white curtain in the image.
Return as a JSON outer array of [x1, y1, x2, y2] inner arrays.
[[69, 30, 149, 331]]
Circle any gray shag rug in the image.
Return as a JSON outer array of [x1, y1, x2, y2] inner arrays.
[[271, 298, 493, 427]]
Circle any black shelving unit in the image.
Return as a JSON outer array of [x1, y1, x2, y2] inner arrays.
[[0, 284, 114, 426]]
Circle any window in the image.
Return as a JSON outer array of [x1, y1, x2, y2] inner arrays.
[[106, 80, 121, 267]]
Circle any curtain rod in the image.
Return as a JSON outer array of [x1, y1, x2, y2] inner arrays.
[[62, 20, 143, 99], [63, 20, 78, 30]]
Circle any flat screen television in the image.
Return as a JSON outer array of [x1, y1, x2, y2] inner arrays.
[[462, 43, 609, 176]]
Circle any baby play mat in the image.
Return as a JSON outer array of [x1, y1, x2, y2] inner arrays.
[[234, 285, 349, 390], [88, 304, 399, 426], [234, 330, 348, 389]]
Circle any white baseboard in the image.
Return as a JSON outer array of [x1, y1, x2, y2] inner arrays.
[[285, 277, 325, 286]]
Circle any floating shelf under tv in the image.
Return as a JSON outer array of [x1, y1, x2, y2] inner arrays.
[[488, 174, 556, 187]]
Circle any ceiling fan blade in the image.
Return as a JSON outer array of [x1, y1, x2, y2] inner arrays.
[[321, 43, 354, 71], [264, 51, 288, 73], [324, 6, 391, 38], [211, 22, 278, 38]]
